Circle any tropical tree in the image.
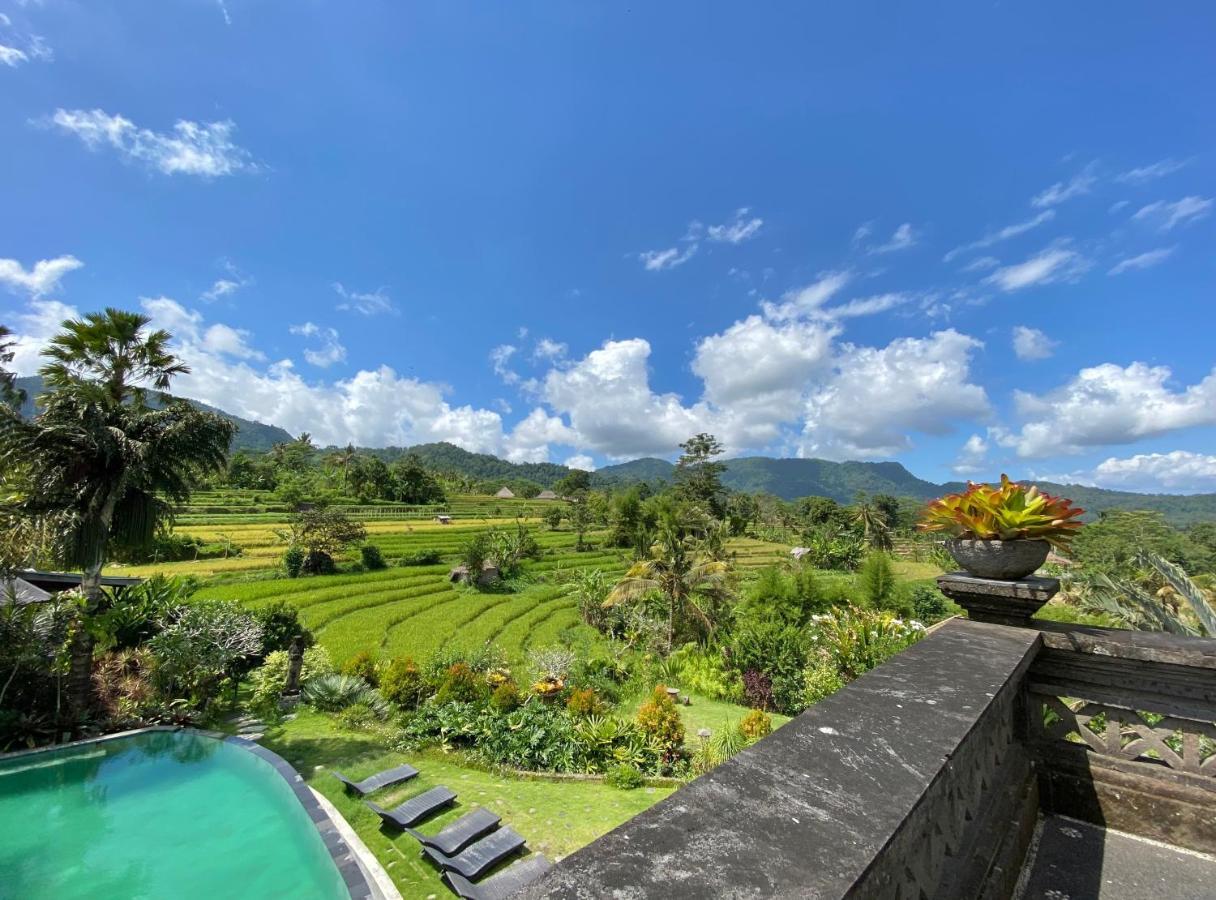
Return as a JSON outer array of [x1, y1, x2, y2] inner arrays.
[[327, 443, 357, 493], [606, 522, 732, 652], [674, 433, 727, 516], [0, 324, 24, 409], [0, 308, 234, 718], [854, 501, 894, 551]]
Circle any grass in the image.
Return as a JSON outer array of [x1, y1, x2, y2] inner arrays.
[[259, 709, 674, 900], [628, 690, 792, 748]]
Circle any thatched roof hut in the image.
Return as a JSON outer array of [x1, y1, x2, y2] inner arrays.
[[495, 487, 516, 499], [536, 489, 558, 500]]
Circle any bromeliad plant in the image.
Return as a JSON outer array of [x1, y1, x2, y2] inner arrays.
[[918, 476, 1084, 551]]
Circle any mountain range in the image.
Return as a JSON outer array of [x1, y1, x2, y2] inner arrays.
[[13, 376, 295, 452], [13, 377, 1213, 525]]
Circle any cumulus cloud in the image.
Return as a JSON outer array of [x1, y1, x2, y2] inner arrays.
[[1132, 196, 1212, 232], [43, 108, 258, 177], [799, 330, 990, 459], [1108, 246, 1175, 276], [289, 322, 346, 368], [1115, 158, 1190, 185], [0, 254, 83, 297], [532, 338, 568, 362], [3, 297, 79, 374], [1090, 451, 1216, 493], [564, 454, 596, 471], [1007, 362, 1216, 457], [943, 210, 1055, 263], [201, 260, 252, 302], [489, 344, 520, 385], [1012, 325, 1057, 361], [1031, 162, 1098, 208], [503, 408, 576, 463], [333, 282, 395, 316], [952, 433, 989, 476], [983, 243, 1090, 292]]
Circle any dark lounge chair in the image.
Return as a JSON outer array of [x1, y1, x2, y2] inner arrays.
[[366, 786, 457, 828], [422, 827, 526, 880], [403, 807, 502, 856], [332, 762, 419, 796], [444, 854, 553, 900]]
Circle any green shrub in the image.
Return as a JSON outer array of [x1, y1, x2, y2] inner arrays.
[[490, 681, 522, 712], [360, 545, 387, 571], [302, 673, 387, 715], [337, 701, 378, 730], [565, 688, 605, 718], [739, 708, 773, 741], [399, 549, 444, 566], [803, 659, 846, 705], [436, 662, 488, 705], [808, 607, 924, 680], [910, 585, 951, 624], [250, 646, 335, 708], [668, 645, 741, 702], [301, 549, 336, 576], [605, 763, 645, 790], [727, 618, 808, 715], [858, 552, 897, 609], [380, 657, 427, 709], [256, 600, 314, 656], [340, 650, 379, 686], [636, 685, 684, 753], [283, 547, 305, 578]]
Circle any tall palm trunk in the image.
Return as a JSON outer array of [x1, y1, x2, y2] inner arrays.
[[67, 490, 119, 724]]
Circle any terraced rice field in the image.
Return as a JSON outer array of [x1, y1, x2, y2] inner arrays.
[[135, 500, 792, 666]]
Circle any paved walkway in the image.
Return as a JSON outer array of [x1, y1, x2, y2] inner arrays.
[[1018, 815, 1216, 900]]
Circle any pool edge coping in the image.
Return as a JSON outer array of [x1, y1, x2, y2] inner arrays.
[[0, 725, 383, 900]]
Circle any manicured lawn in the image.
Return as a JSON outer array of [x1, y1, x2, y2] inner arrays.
[[627, 691, 792, 748], [259, 710, 675, 900]]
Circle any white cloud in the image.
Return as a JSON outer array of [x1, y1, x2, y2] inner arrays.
[[563, 454, 596, 472], [289, 322, 346, 368], [822, 292, 910, 320], [706, 208, 763, 244], [3, 298, 78, 374], [952, 433, 989, 476], [489, 344, 519, 385], [202, 323, 264, 360], [0, 254, 83, 297], [1132, 196, 1212, 232], [799, 330, 990, 459], [1115, 158, 1190, 185], [962, 255, 1001, 272], [201, 261, 252, 302], [0, 43, 27, 66], [943, 210, 1055, 262], [1008, 362, 1216, 457], [1031, 162, 1098, 208], [1012, 325, 1057, 361], [852, 222, 874, 246], [868, 222, 918, 254], [638, 244, 697, 271], [761, 271, 852, 321], [542, 338, 709, 459], [1108, 246, 1175, 276], [503, 408, 576, 463], [44, 108, 257, 177], [983, 242, 1090, 292], [216, 0, 232, 25], [333, 282, 395, 316], [1090, 451, 1216, 493], [532, 338, 568, 362]]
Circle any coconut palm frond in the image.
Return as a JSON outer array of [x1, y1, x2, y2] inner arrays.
[[1136, 551, 1216, 637]]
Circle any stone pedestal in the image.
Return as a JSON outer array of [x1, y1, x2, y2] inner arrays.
[[936, 572, 1061, 627]]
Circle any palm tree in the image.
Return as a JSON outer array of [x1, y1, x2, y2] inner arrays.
[[0, 324, 24, 409], [605, 522, 732, 653], [328, 443, 357, 494], [854, 501, 893, 551], [0, 308, 234, 719]]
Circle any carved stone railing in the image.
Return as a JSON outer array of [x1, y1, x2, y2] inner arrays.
[[1025, 623, 1216, 854]]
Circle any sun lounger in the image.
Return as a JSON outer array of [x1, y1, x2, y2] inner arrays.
[[332, 762, 418, 796], [422, 826, 526, 880], [366, 786, 457, 828], [403, 807, 501, 856], [443, 854, 553, 900]]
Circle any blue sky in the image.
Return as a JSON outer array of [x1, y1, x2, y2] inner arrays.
[[2, 2, 1215, 492]]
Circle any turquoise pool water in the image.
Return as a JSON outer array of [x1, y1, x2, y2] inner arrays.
[[0, 731, 350, 900]]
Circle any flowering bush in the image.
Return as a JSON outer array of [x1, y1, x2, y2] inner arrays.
[[436, 662, 488, 705], [566, 687, 605, 718], [739, 708, 773, 741], [379, 656, 427, 709], [918, 475, 1084, 550], [636, 685, 685, 753], [339, 650, 379, 686], [807, 607, 925, 681]]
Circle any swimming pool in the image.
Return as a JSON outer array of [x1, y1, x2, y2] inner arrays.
[[0, 729, 357, 900]]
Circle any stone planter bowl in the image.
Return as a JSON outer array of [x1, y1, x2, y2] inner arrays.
[[944, 538, 1050, 580]]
